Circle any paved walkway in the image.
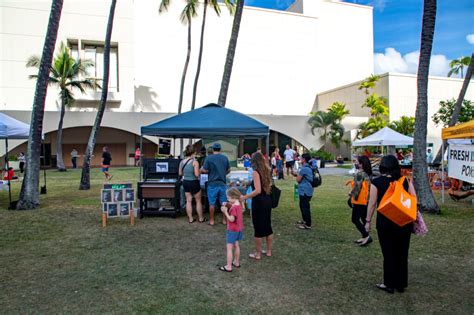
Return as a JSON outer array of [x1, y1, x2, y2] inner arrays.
[[319, 166, 351, 176]]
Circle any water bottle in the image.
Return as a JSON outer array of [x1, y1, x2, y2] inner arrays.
[[294, 184, 299, 200]]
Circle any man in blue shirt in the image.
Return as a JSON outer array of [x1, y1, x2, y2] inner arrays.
[[201, 143, 230, 226], [291, 153, 314, 230]]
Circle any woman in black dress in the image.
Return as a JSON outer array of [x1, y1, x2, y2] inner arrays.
[[365, 155, 416, 294], [241, 152, 273, 260]]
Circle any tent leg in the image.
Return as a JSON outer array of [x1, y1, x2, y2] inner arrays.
[[5, 138, 12, 208], [179, 138, 184, 159], [441, 141, 445, 204], [139, 135, 143, 181]]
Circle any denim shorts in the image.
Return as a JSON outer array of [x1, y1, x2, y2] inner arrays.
[[226, 230, 243, 244], [102, 167, 109, 172], [207, 185, 227, 206]]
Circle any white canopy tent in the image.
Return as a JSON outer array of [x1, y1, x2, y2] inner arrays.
[[352, 127, 414, 147], [0, 113, 30, 208], [0, 113, 47, 209]]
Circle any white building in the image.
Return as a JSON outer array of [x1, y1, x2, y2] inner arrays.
[[314, 72, 474, 156], [1, 0, 373, 166]]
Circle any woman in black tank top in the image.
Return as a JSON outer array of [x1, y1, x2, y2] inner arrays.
[[365, 155, 417, 294]]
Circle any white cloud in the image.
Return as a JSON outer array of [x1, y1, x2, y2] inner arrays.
[[466, 34, 474, 45], [374, 47, 451, 77]]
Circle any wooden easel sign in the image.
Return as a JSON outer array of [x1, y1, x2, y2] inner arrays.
[[101, 183, 136, 227]]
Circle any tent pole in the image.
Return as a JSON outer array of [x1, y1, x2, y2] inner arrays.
[[265, 133, 270, 157], [441, 141, 445, 204], [5, 138, 12, 208], [42, 140, 47, 193], [139, 135, 143, 181]]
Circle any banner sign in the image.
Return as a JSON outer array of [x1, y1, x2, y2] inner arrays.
[[448, 144, 474, 183]]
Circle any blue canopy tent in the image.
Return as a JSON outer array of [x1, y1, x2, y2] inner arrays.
[[140, 103, 270, 178]]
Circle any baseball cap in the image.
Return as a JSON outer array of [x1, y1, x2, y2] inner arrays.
[[212, 143, 222, 150]]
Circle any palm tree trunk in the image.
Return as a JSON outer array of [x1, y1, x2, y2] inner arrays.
[[433, 53, 473, 163], [17, 0, 63, 210], [191, 0, 208, 110], [79, 0, 117, 190], [56, 91, 67, 171], [413, 0, 440, 214], [218, 0, 244, 106], [178, 21, 192, 114]]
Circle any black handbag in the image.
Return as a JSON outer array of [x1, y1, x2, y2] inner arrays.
[[271, 184, 281, 208]]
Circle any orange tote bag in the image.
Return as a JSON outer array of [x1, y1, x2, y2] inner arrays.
[[378, 176, 417, 226], [348, 180, 370, 205]]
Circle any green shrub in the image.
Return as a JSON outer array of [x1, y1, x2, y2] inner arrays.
[[308, 149, 334, 161]]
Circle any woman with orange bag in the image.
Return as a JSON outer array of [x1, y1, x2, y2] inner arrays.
[[348, 156, 373, 246], [365, 155, 416, 294]]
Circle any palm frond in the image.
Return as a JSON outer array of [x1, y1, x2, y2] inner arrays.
[[180, 0, 199, 24], [26, 55, 41, 68], [224, 0, 236, 15], [159, 0, 171, 13], [209, 0, 222, 16]]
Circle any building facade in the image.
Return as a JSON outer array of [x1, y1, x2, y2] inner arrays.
[[0, 0, 373, 166]]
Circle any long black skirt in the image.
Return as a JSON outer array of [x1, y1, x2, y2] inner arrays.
[[252, 194, 273, 238]]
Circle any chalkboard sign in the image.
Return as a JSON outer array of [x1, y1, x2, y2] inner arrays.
[[101, 183, 135, 227]]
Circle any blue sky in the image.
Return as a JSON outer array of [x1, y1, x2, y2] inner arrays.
[[245, 0, 474, 76]]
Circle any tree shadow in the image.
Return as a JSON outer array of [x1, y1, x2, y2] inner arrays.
[[134, 85, 161, 112]]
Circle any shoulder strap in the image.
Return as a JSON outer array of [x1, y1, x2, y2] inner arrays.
[[180, 158, 193, 173]]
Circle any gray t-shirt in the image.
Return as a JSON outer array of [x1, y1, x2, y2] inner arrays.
[[298, 165, 314, 196], [180, 158, 197, 181], [202, 153, 230, 186]]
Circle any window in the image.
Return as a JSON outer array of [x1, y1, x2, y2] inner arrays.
[[69, 42, 119, 92]]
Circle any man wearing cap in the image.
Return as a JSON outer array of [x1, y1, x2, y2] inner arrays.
[[201, 143, 230, 226]]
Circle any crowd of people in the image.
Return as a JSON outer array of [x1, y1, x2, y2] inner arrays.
[[185, 143, 422, 294], [176, 143, 318, 272]]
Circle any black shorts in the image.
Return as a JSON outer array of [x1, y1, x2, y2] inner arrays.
[[285, 161, 295, 168], [183, 180, 201, 195]]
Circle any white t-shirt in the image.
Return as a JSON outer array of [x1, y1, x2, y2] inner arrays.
[[284, 149, 296, 162]]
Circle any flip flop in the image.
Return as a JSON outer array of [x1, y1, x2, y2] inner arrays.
[[188, 219, 196, 224], [248, 253, 261, 260], [232, 262, 241, 268], [198, 218, 208, 223], [219, 266, 232, 272]]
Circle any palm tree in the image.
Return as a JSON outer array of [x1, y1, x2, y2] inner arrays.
[[328, 102, 349, 120], [218, 0, 244, 106], [27, 42, 97, 172], [448, 55, 471, 78], [191, 0, 234, 110], [308, 111, 337, 143], [389, 116, 415, 136], [160, 0, 199, 114], [17, 0, 64, 210], [358, 74, 380, 95], [79, 0, 117, 190], [413, 0, 440, 213], [355, 116, 387, 139], [434, 52, 474, 163]]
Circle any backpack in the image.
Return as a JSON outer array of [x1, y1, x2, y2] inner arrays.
[[305, 164, 322, 188]]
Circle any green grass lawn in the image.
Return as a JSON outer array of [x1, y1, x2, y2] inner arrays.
[[1, 168, 473, 313]]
